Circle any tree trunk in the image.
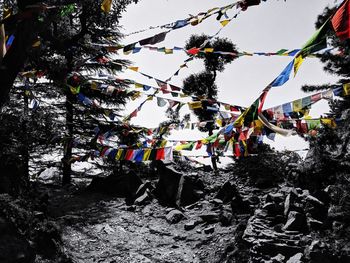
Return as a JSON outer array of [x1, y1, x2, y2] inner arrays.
[[62, 92, 74, 185], [0, 24, 6, 63], [0, 19, 37, 108]]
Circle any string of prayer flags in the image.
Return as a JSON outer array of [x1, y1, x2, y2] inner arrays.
[[331, 0, 350, 41], [98, 146, 173, 162]]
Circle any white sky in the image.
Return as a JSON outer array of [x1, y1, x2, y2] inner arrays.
[[117, 0, 341, 152]]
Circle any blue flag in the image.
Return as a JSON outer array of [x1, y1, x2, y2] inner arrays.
[[271, 60, 294, 87]]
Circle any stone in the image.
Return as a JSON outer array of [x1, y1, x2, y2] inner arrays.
[[154, 163, 182, 206], [134, 190, 152, 206], [166, 209, 184, 224], [87, 170, 142, 199], [135, 181, 153, 199], [283, 211, 307, 232], [199, 213, 219, 224], [305, 195, 327, 221], [203, 226, 215, 234], [176, 175, 201, 207], [286, 253, 303, 263], [284, 190, 298, 216], [266, 193, 284, 203], [215, 181, 239, 203], [154, 163, 201, 207], [219, 211, 233, 226], [184, 221, 197, 231]]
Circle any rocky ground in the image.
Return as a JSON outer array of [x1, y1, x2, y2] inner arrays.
[[1, 157, 350, 263]]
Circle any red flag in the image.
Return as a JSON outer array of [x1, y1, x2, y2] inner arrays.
[[332, 0, 350, 41], [156, 148, 165, 160], [125, 149, 134, 161]]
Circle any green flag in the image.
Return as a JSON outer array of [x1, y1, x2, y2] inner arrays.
[[299, 18, 330, 57]]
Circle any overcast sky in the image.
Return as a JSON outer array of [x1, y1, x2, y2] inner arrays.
[[117, 0, 341, 152]]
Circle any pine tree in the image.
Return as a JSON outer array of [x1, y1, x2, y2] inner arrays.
[[182, 34, 238, 135], [1, 0, 139, 185]]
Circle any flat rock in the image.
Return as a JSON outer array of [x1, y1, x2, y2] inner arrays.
[[283, 211, 307, 232], [166, 209, 184, 224]]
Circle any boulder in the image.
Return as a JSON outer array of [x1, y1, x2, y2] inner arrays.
[[166, 209, 184, 224], [283, 211, 307, 232], [176, 175, 201, 207], [87, 170, 142, 199], [154, 163, 201, 207], [134, 189, 152, 206], [215, 181, 239, 203]]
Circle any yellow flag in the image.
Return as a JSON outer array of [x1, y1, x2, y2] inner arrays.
[[32, 40, 40, 47], [321, 118, 336, 128], [115, 149, 123, 160], [293, 55, 304, 77], [343, 83, 350, 96], [165, 48, 173, 54], [147, 95, 153, 101], [101, 0, 112, 13], [135, 83, 143, 89], [128, 66, 139, 72], [292, 99, 303, 112], [142, 149, 151, 161], [204, 48, 214, 53], [216, 119, 223, 127], [220, 20, 230, 27], [131, 91, 141, 100], [188, 101, 202, 110]]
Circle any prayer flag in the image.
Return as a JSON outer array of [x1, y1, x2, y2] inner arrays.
[[331, 0, 350, 41], [164, 147, 173, 161], [293, 55, 304, 77], [156, 148, 165, 160], [188, 101, 202, 110], [128, 66, 139, 72], [220, 19, 230, 27], [343, 83, 350, 95], [157, 97, 167, 107], [270, 60, 294, 87], [299, 19, 330, 57], [143, 149, 151, 161], [292, 99, 303, 112], [101, 0, 112, 13], [204, 48, 214, 53]]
